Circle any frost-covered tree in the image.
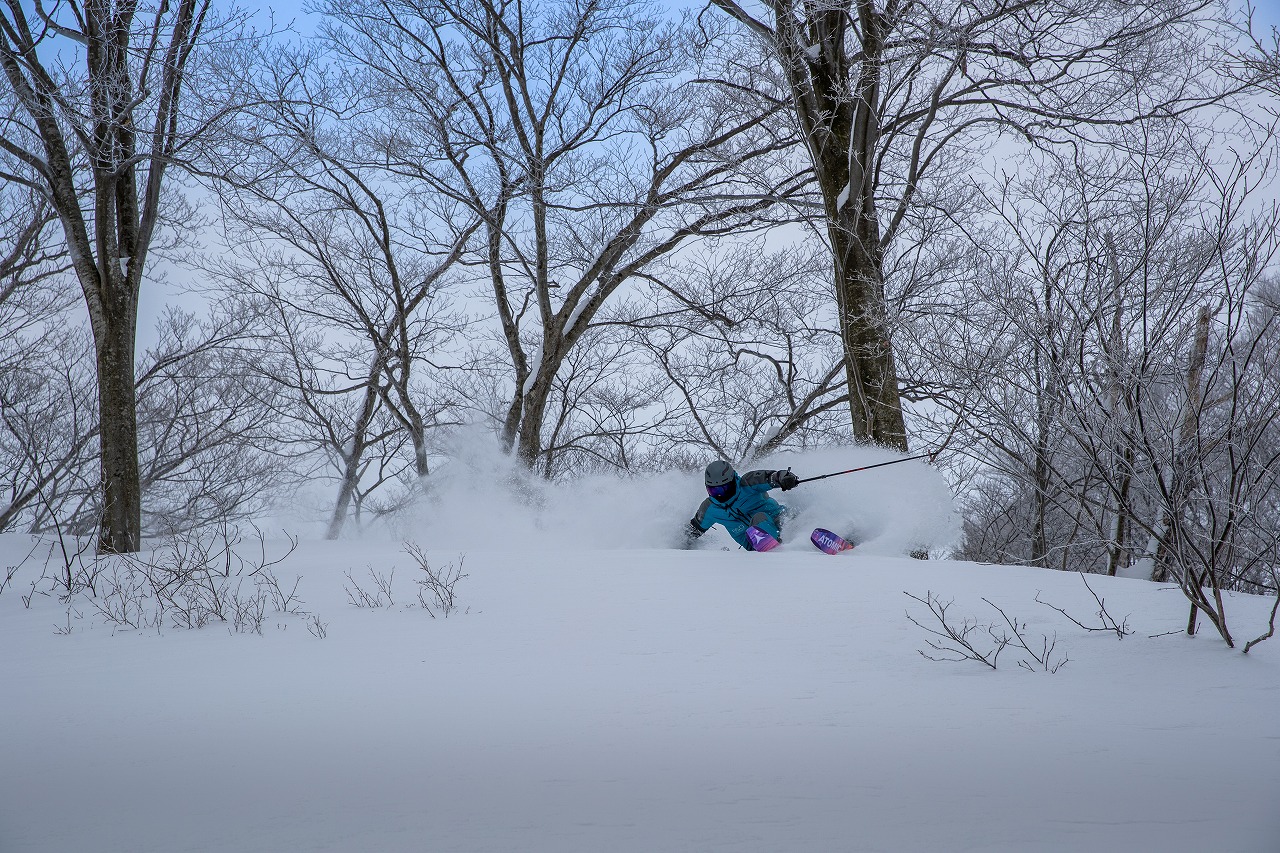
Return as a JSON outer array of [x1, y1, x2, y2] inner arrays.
[[927, 111, 1280, 641], [202, 44, 478, 537], [0, 0, 245, 551], [318, 0, 805, 474], [709, 0, 1245, 451]]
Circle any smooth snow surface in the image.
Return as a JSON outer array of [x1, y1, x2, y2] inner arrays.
[[2, 461, 1278, 852]]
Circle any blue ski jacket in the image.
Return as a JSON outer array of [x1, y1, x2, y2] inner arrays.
[[688, 470, 787, 550]]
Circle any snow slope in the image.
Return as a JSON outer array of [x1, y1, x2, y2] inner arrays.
[[2, 456, 1278, 852]]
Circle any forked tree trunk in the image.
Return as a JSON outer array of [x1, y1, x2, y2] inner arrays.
[[326, 361, 384, 540]]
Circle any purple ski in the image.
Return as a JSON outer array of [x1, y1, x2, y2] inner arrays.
[[811, 528, 854, 555], [745, 525, 781, 552]]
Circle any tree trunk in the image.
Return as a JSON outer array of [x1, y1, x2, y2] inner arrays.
[[836, 4, 906, 450], [95, 309, 142, 553], [1, 0, 212, 552], [326, 369, 383, 540], [821, 5, 907, 450], [515, 359, 556, 469], [408, 412, 430, 481], [1105, 451, 1133, 576], [831, 217, 909, 450]]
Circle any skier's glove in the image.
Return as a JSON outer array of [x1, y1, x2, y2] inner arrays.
[[773, 468, 799, 491]]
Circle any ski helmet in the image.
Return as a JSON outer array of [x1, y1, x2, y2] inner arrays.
[[705, 459, 738, 501]]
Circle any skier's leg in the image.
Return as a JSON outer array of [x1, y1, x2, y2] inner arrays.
[[749, 511, 781, 541]]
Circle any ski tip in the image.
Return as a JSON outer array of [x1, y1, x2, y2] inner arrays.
[[746, 525, 781, 552], [811, 528, 854, 555]]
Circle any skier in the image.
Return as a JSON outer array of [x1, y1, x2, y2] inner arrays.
[[686, 459, 800, 551]]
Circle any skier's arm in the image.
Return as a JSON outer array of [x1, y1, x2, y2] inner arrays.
[[741, 468, 800, 491], [684, 499, 713, 547]]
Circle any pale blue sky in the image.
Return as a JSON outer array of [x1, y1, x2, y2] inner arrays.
[[261, 0, 1280, 33], [1253, 0, 1280, 28], [1249, 0, 1280, 32]]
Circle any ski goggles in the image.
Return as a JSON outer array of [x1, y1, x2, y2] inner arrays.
[[706, 480, 737, 501]]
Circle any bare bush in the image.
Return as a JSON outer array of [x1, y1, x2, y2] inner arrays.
[[904, 591, 1009, 669], [984, 598, 1069, 673], [20, 569, 47, 609], [0, 540, 38, 597], [122, 525, 300, 633], [905, 590, 1068, 672], [34, 523, 305, 635], [343, 546, 469, 616], [89, 561, 153, 631], [344, 568, 394, 608], [45, 522, 101, 597], [404, 543, 468, 618], [1036, 574, 1133, 641], [53, 605, 81, 636], [306, 614, 329, 639]]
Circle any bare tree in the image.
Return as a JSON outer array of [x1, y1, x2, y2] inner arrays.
[[916, 107, 1276, 572], [231, 283, 455, 538], [0, 173, 91, 533], [0, 0, 252, 551], [911, 86, 1280, 651], [619, 240, 852, 463], [0, 327, 100, 534], [709, 0, 1247, 451], [1135, 268, 1280, 647], [320, 0, 806, 473], [0, 304, 285, 538], [133, 307, 285, 535], [202, 45, 478, 536]]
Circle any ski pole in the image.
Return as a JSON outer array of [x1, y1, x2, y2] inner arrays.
[[794, 451, 936, 485]]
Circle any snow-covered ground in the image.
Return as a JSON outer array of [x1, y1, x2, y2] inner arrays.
[[2, 450, 1278, 852]]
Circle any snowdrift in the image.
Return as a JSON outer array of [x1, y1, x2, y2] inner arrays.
[[1, 530, 1278, 853]]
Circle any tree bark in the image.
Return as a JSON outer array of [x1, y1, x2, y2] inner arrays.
[[829, 211, 909, 450], [95, 295, 143, 552]]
